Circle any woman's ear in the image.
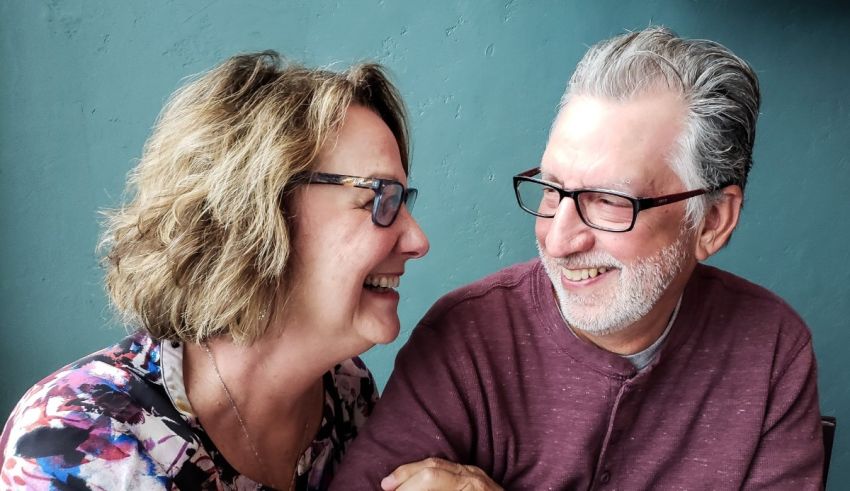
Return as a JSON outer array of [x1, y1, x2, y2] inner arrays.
[[694, 185, 743, 261]]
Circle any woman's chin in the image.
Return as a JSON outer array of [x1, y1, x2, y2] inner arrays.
[[357, 318, 401, 347]]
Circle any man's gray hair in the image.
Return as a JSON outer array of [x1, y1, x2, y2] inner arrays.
[[562, 26, 760, 224]]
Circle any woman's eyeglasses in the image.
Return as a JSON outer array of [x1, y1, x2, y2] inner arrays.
[[293, 172, 417, 227]]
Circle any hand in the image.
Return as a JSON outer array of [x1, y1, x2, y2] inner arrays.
[[380, 457, 503, 491]]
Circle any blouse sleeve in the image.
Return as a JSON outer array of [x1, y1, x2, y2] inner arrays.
[[1, 365, 175, 489]]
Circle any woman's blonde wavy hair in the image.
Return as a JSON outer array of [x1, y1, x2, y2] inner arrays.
[[100, 51, 410, 344]]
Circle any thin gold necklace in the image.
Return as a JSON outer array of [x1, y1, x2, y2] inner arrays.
[[202, 342, 316, 490]]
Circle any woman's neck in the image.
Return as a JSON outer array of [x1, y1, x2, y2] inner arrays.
[[182, 325, 330, 488]]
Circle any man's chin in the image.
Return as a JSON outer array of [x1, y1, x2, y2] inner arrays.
[[567, 319, 631, 337], [559, 301, 638, 337]]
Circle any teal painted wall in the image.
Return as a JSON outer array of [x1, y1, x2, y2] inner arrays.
[[2, 0, 848, 487]]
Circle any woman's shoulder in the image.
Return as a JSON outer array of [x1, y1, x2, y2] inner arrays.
[[6, 331, 167, 425], [1, 331, 200, 489]]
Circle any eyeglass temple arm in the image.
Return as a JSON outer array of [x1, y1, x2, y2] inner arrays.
[[517, 167, 541, 178], [297, 172, 380, 189], [636, 187, 724, 211]]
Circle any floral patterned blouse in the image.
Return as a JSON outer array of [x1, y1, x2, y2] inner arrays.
[[0, 331, 377, 490]]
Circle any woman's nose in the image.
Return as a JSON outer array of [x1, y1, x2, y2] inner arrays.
[[397, 207, 429, 259]]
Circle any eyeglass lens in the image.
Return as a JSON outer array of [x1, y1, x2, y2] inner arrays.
[[577, 191, 634, 230], [515, 180, 635, 231], [376, 183, 403, 225], [375, 183, 417, 226]]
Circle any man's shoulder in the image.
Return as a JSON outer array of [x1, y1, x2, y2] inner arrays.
[[694, 264, 804, 316], [421, 258, 542, 323], [690, 263, 810, 342]]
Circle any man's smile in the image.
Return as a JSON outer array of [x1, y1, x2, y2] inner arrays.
[[562, 266, 610, 282]]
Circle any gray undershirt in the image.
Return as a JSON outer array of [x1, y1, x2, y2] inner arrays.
[[623, 295, 681, 370]]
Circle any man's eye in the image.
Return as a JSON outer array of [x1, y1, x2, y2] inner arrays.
[[600, 197, 628, 207], [541, 188, 559, 203]]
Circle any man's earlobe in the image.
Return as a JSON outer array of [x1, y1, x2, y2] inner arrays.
[[694, 185, 743, 261]]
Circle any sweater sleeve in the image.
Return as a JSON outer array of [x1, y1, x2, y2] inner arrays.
[[330, 313, 482, 490], [742, 337, 824, 489]]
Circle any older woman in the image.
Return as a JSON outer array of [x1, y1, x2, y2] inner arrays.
[[0, 51, 428, 490]]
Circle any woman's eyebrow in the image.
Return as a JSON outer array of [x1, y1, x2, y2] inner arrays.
[[371, 174, 400, 181]]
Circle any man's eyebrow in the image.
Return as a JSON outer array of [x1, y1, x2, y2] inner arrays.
[[604, 179, 634, 192], [539, 170, 636, 192], [539, 170, 561, 184]]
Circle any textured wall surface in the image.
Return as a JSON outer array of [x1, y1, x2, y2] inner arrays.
[[1, 0, 848, 487]]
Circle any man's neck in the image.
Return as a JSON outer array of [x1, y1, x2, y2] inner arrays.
[[621, 296, 680, 369], [572, 315, 669, 355], [567, 278, 689, 356]]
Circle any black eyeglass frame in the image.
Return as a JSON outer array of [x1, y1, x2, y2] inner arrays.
[[293, 171, 417, 227], [513, 167, 723, 232]]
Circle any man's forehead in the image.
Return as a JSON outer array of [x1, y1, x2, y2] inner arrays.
[[540, 133, 657, 191], [541, 93, 686, 192]]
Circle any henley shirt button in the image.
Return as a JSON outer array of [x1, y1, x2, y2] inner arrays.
[[599, 471, 611, 484], [171, 341, 180, 348]]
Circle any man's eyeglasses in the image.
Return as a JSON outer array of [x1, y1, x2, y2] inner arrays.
[[294, 171, 417, 227], [513, 167, 720, 232]]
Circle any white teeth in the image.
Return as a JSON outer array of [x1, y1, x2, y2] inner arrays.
[[365, 274, 400, 289], [563, 267, 609, 282]]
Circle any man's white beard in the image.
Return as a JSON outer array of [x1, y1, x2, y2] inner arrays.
[[537, 232, 691, 336]]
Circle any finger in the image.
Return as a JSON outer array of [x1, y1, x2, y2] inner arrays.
[[381, 458, 463, 490], [392, 466, 466, 491]]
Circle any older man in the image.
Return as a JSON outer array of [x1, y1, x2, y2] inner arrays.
[[332, 27, 824, 490]]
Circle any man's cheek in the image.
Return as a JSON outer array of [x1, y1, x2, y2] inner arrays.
[[534, 219, 550, 246]]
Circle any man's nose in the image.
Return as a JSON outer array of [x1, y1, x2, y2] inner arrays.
[[540, 198, 595, 257]]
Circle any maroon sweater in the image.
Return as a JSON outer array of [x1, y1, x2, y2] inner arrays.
[[332, 260, 823, 490]]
